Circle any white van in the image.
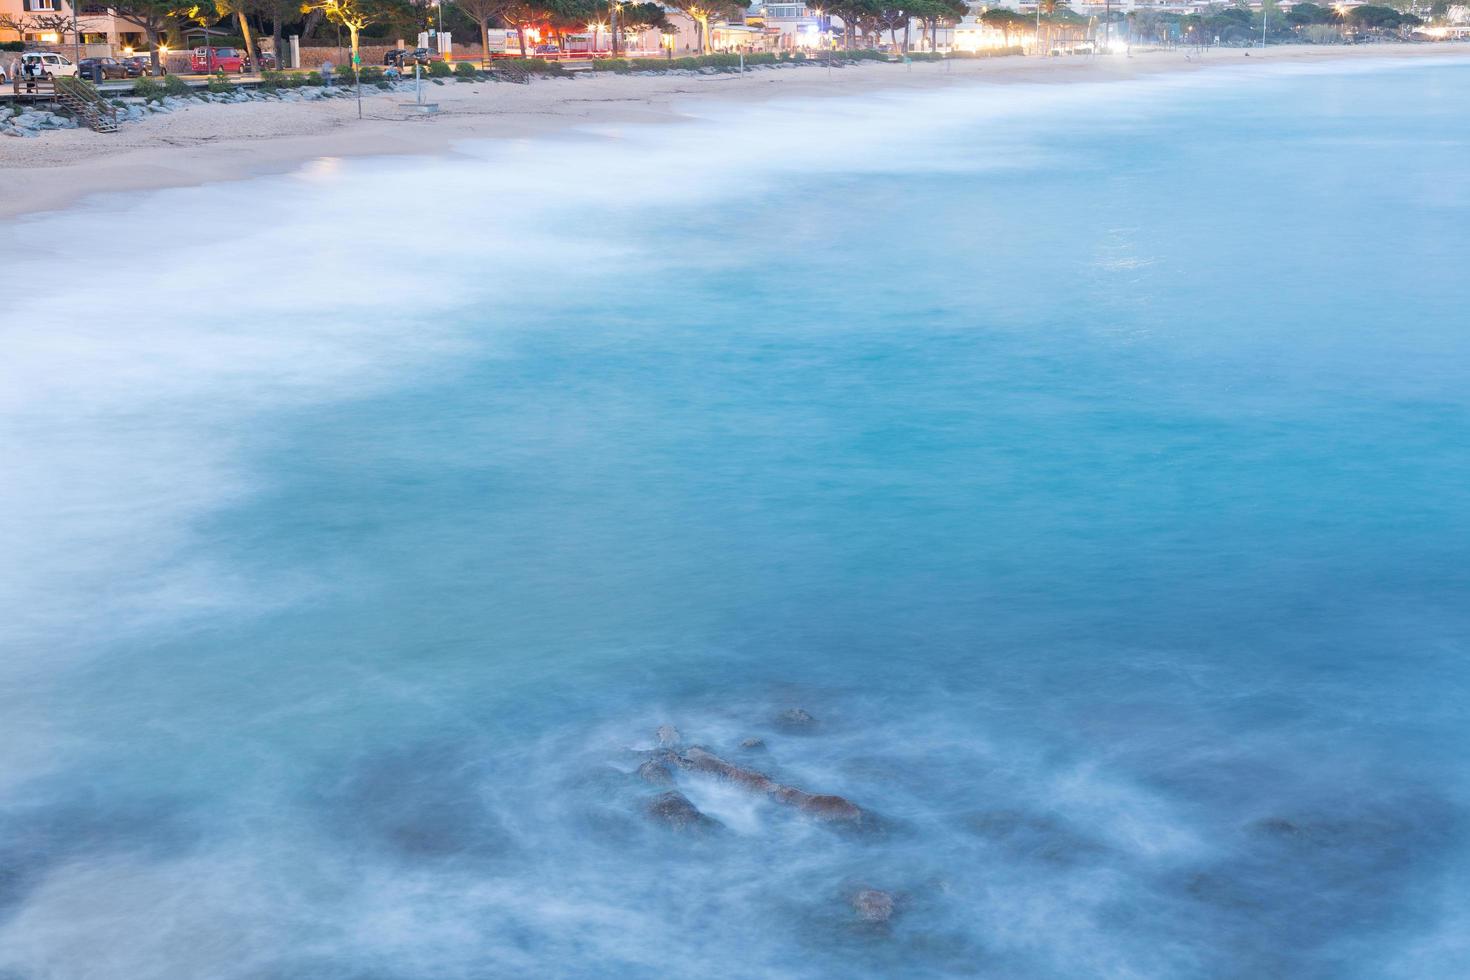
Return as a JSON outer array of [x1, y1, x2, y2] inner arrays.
[[20, 52, 79, 79]]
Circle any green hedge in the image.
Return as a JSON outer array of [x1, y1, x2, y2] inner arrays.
[[131, 77, 165, 100], [1, 40, 26, 52], [427, 59, 452, 77], [206, 71, 235, 93], [495, 57, 568, 76], [947, 46, 1025, 58]]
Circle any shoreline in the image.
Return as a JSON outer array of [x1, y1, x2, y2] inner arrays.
[[3, 43, 1469, 222]]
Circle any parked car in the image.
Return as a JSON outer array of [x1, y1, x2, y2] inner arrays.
[[78, 57, 132, 80], [247, 51, 276, 70], [18, 52, 80, 79], [121, 55, 161, 76], [190, 46, 247, 73]]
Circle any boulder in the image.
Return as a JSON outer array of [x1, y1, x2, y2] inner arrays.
[[655, 725, 681, 749], [636, 759, 674, 786], [739, 737, 766, 751], [645, 791, 720, 832]]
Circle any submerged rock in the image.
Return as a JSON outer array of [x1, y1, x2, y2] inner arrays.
[[775, 707, 818, 732], [851, 888, 896, 924], [655, 724, 681, 748], [636, 759, 674, 786], [1253, 817, 1304, 839], [645, 791, 720, 832], [739, 737, 766, 751]]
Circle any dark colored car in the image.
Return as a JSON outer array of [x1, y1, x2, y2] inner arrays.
[[248, 51, 277, 70], [78, 57, 132, 80], [121, 56, 161, 76]]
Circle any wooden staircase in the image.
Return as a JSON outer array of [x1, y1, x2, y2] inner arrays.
[[55, 76, 119, 134], [490, 63, 531, 85]]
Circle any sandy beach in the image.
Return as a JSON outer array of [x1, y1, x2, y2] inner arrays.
[[3, 43, 1468, 220]]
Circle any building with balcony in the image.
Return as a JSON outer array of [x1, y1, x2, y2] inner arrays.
[[1, 0, 147, 50]]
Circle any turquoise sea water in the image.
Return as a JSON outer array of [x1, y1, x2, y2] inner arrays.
[[3, 57, 1469, 978]]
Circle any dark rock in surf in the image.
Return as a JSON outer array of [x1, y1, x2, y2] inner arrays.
[[655, 725, 681, 748], [645, 791, 720, 832], [851, 888, 896, 924], [676, 746, 866, 825], [739, 737, 766, 751], [774, 708, 817, 733], [637, 759, 675, 786]]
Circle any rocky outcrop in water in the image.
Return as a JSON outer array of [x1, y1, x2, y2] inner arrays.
[[643, 742, 866, 825], [645, 791, 720, 832], [683, 746, 864, 823], [636, 758, 675, 786]]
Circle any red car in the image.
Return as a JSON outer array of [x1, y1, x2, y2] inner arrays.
[[191, 47, 247, 73]]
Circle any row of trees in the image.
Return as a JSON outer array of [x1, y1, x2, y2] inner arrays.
[[4, 0, 1070, 68], [1126, 1, 1425, 44], [3, 0, 675, 74], [977, 3, 1087, 45], [1285, 2, 1423, 29], [455, 0, 672, 58]]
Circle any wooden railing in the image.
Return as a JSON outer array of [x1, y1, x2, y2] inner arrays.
[[55, 76, 119, 133]]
